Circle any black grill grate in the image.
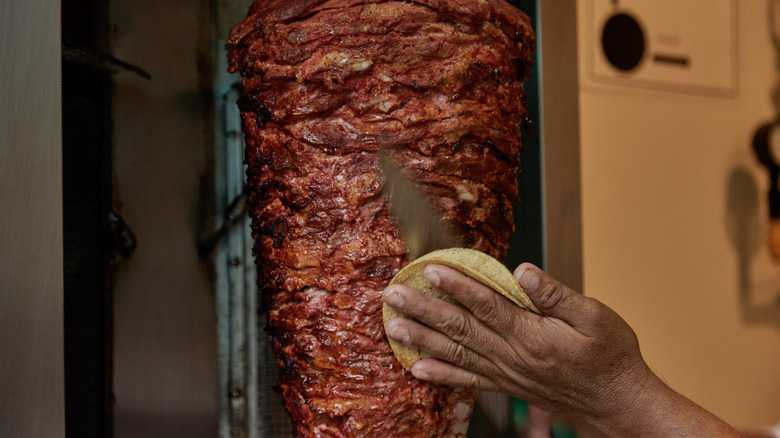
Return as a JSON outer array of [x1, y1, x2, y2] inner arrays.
[[258, 314, 293, 437]]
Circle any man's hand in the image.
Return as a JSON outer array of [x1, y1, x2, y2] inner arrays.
[[382, 263, 743, 437]]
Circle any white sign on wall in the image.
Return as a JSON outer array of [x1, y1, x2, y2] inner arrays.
[[583, 0, 737, 96]]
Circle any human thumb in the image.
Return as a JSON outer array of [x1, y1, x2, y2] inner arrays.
[[514, 263, 594, 327]]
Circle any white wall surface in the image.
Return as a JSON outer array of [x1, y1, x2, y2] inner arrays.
[[0, 0, 65, 437], [109, 0, 219, 435], [578, 0, 780, 430]]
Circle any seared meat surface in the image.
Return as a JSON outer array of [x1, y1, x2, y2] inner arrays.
[[227, 1, 534, 436]]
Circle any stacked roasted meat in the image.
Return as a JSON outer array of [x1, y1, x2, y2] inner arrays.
[[227, 0, 534, 436]]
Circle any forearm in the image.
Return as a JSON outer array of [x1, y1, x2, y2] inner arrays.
[[587, 363, 744, 438]]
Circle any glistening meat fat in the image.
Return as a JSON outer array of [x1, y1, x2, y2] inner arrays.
[[226, 1, 535, 436]]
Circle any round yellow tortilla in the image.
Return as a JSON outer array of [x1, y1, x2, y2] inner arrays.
[[383, 248, 541, 369]]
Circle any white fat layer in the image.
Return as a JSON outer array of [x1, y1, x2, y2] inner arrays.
[[449, 389, 475, 438], [318, 51, 374, 72], [454, 184, 477, 203], [305, 288, 329, 305]]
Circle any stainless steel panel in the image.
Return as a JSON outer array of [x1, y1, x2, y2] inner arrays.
[[0, 0, 65, 436], [539, 0, 584, 292]]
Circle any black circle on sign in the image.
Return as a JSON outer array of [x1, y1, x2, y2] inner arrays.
[[601, 13, 645, 71]]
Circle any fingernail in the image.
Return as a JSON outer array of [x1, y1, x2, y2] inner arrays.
[[424, 266, 441, 287], [385, 320, 411, 345], [382, 288, 405, 308], [518, 267, 540, 292], [411, 364, 430, 380]]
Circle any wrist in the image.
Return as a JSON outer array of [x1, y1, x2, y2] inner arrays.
[[587, 362, 744, 437], [586, 360, 671, 436]]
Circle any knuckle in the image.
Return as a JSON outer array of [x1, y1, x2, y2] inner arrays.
[[446, 340, 469, 365], [414, 295, 439, 321], [587, 299, 609, 320], [521, 334, 547, 359], [534, 280, 564, 311], [437, 310, 472, 344], [462, 372, 480, 390], [510, 321, 547, 359], [469, 293, 501, 320]]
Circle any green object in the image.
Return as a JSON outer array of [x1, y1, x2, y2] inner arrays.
[[512, 398, 530, 428], [512, 398, 579, 438], [552, 421, 578, 438]]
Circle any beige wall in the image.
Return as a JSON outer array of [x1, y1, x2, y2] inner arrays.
[[577, 0, 780, 430], [110, 0, 218, 436]]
